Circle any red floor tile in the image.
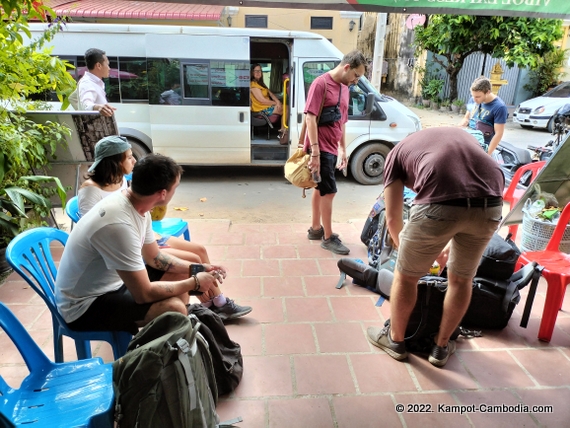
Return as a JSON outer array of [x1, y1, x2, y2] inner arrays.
[[242, 259, 281, 277], [351, 353, 417, 393], [280, 259, 319, 277], [265, 324, 316, 355], [329, 296, 382, 322], [516, 387, 570, 427], [233, 355, 293, 398], [262, 245, 297, 259], [314, 322, 369, 353], [263, 276, 304, 297], [459, 350, 535, 388], [333, 395, 403, 428], [293, 355, 355, 395], [268, 398, 333, 428], [285, 297, 333, 322], [510, 348, 570, 386]]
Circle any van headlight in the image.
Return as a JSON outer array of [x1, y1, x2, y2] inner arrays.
[[408, 115, 422, 132], [533, 106, 545, 114]]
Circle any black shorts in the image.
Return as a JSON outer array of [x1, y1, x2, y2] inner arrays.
[[67, 266, 165, 334], [316, 152, 337, 196]]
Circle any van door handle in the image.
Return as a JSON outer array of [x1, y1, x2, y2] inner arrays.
[[297, 113, 303, 123], [240, 112, 245, 122]]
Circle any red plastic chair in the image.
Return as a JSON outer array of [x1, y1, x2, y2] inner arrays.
[[516, 201, 570, 342], [503, 161, 546, 239]]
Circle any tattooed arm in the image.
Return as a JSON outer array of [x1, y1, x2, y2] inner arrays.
[[115, 241, 217, 304]]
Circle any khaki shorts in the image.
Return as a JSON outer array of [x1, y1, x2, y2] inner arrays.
[[397, 203, 502, 278]]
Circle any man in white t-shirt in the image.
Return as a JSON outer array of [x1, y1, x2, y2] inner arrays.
[[55, 154, 225, 333], [78, 48, 116, 117]]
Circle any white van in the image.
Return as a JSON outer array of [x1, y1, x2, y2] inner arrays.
[[28, 23, 421, 185]]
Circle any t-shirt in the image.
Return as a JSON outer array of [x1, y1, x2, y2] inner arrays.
[[384, 127, 504, 205], [468, 96, 508, 144], [303, 73, 349, 156], [250, 81, 271, 113], [55, 191, 155, 323], [78, 177, 128, 217]]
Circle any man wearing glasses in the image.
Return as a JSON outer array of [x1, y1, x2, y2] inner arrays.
[[304, 50, 367, 255]]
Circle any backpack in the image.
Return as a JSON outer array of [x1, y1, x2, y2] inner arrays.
[[475, 232, 521, 280], [186, 304, 244, 396], [462, 262, 540, 330], [384, 276, 469, 355], [113, 312, 219, 428]]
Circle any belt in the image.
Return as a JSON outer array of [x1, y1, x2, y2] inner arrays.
[[437, 196, 503, 208]]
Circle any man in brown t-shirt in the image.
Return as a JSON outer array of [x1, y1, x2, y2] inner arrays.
[[367, 127, 504, 367], [304, 50, 367, 255]]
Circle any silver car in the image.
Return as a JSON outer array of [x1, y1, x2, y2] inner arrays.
[[513, 81, 570, 132]]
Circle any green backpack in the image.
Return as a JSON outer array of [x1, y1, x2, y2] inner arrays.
[[113, 312, 219, 428]]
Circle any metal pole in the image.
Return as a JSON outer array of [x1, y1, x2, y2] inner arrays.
[[371, 13, 387, 92]]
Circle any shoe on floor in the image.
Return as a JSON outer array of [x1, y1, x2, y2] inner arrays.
[[321, 233, 350, 255], [428, 340, 456, 367], [212, 299, 252, 321], [366, 325, 408, 361], [307, 226, 324, 240]]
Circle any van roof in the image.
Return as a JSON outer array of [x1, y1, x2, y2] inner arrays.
[[28, 22, 329, 41]]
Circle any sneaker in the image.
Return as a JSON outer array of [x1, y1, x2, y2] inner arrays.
[[428, 340, 456, 367], [321, 233, 350, 255], [366, 325, 408, 361], [307, 226, 324, 240], [212, 299, 252, 321]]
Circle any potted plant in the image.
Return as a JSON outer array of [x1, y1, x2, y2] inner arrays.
[[440, 99, 451, 112], [424, 78, 445, 109], [451, 98, 465, 114]]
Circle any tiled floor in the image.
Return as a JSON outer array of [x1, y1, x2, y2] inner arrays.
[[1, 219, 570, 427]]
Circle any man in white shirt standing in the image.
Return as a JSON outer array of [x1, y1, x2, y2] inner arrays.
[[78, 48, 116, 117]]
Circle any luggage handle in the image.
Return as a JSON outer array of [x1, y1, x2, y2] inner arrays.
[[520, 264, 544, 328]]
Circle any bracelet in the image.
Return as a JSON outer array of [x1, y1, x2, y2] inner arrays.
[[311, 143, 318, 146], [311, 154, 319, 157], [192, 274, 200, 292]]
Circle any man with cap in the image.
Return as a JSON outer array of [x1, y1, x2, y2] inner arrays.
[[55, 153, 225, 334], [74, 135, 252, 322]]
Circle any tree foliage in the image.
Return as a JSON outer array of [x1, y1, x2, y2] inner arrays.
[[413, 15, 564, 101], [1, 0, 74, 244]]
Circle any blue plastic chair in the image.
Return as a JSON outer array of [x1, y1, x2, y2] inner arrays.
[[0, 302, 114, 428], [66, 194, 191, 241], [6, 227, 132, 363]]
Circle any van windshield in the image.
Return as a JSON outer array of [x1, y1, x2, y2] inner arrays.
[[358, 75, 391, 102]]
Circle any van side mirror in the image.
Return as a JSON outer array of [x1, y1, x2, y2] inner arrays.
[[365, 93, 375, 115]]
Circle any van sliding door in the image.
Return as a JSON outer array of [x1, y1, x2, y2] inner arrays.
[[145, 34, 251, 164]]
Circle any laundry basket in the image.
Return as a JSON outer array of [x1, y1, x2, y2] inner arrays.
[[520, 210, 570, 253]]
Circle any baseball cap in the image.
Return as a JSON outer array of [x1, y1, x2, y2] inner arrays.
[[88, 135, 131, 172]]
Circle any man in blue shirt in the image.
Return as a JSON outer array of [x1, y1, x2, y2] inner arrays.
[[459, 76, 508, 155]]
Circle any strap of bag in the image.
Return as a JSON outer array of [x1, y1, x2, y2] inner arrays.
[[520, 264, 544, 328], [298, 76, 328, 149]]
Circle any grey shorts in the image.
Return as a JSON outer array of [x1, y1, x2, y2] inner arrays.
[[396, 203, 502, 278]]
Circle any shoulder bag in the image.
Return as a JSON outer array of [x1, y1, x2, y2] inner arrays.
[[284, 76, 327, 196]]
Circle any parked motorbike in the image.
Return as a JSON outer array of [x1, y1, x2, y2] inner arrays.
[[493, 103, 570, 190]]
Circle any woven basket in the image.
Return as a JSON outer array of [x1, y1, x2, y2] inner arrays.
[[520, 211, 570, 253]]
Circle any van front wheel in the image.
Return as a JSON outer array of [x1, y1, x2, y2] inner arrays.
[[350, 143, 390, 185], [127, 138, 151, 161]]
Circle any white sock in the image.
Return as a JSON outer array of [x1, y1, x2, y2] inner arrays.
[[213, 294, 227, 308]]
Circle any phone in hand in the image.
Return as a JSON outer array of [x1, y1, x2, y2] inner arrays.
[[190, 264, 205, 276]]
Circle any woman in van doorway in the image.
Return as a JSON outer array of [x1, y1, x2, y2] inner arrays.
[[250, 64, 283, 117]]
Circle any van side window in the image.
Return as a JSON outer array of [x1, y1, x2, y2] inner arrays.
[[183, 63, 209, 99], [211, 61, 249, 107], [148, 58, 181, 105], [302, 61, 339, 98], [118, 57, 148, 102]]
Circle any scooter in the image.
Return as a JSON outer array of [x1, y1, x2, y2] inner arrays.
[[493, 103, 570, 189]]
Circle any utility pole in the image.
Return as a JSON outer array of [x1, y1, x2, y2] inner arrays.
[[371, 13, 387, 92]]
